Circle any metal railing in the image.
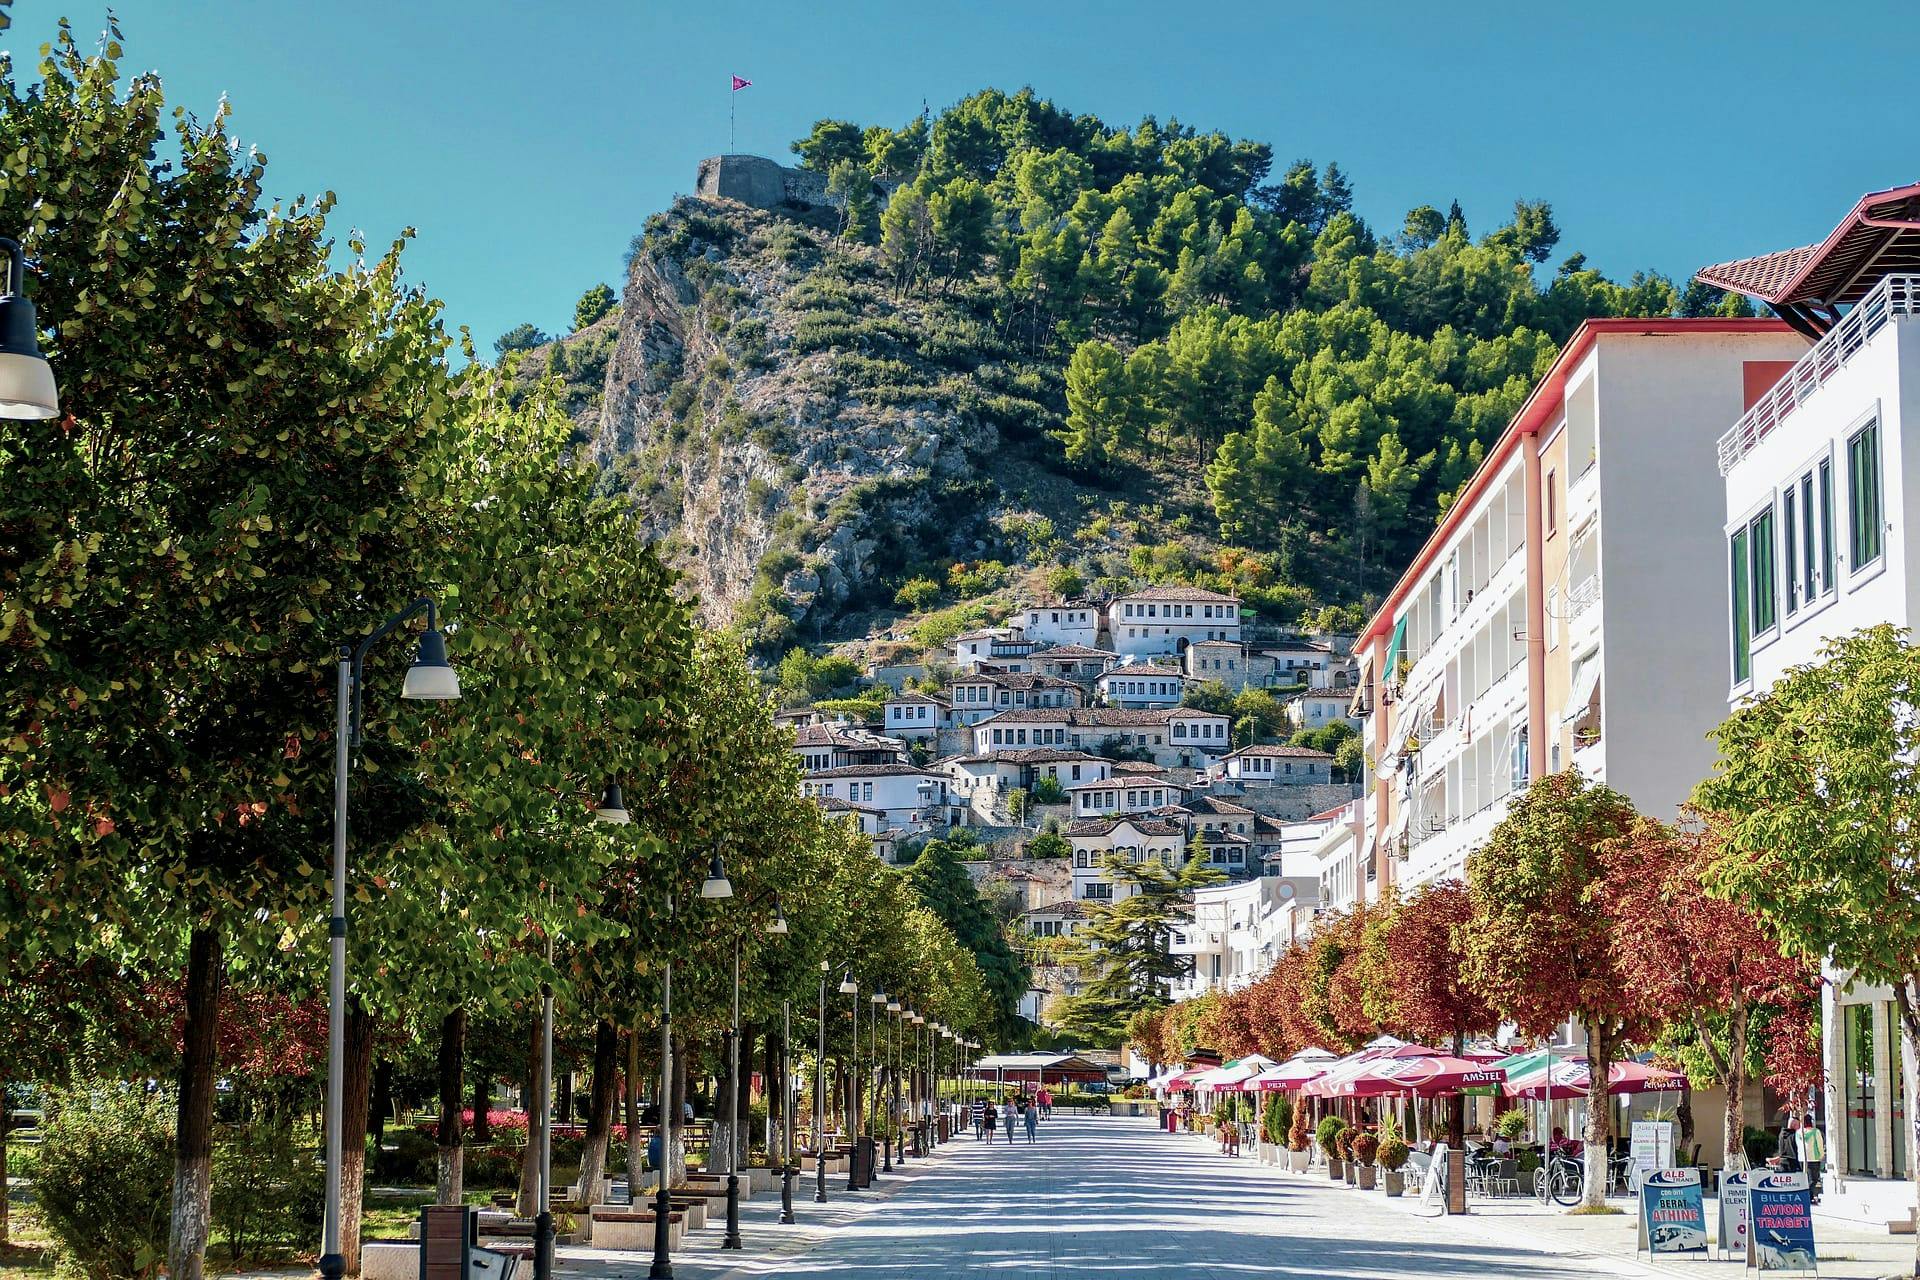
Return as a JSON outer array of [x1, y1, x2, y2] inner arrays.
[[1718, 274, 1920, 473], [1567, 575, 1601, 620]]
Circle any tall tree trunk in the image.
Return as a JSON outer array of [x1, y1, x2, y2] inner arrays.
[[168, 924, 223, 1280], [667, 1032, 689, 1187], [1582, 1017, 1613, 1210], [472, 1074, 492, 1144], [1723, 1001, 1750, 1170], [515, 1013, 541, 1216], [574, 1019, 618, 1203], [765, 1028, 782, 1163], [1, 1069, 10, 1245], [558, 1071, 574, 1126], [713, 1032, 735, 1176], [436, 1008, 466, 1206], [369, 1057, 393, 1153], [624, 1024, 644, 1198], [340, 1000, 376, 1277]]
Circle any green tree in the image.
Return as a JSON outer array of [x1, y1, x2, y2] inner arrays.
[[1056, 845, 1223, 1042], [792, 118, 866, 171], [1693, 626, 1920, 1247], [1059, 340, 1136, 467], [826, 161, 879, 243], [572, 282, 617, 330], [893, 576, 943, 612], [493, 322, 549, 356], [905, 838, 1030, 1039]]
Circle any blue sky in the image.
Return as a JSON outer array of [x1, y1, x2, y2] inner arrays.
[[13, 1, 1918, 351]]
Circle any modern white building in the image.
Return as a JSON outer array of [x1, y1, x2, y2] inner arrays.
[[1105, 586, 1241, 659], [1094, 662, 1188, 709], [1353, 315, 1808, 894], [1697, 183, 1920, 1187], [1019, 602, 1100, 648], [1169, 873, 1316, 1000]]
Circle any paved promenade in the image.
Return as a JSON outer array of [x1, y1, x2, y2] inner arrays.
[[559, 1114, 1653, 1279]]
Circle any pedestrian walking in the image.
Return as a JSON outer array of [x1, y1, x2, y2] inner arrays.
[[1002, 1099, 1017, 1144], [1776, 1114, 1801, 1173], [1798, 1113, 1825, 1203], [1037, 1087, 1052, 1119], [983, 1102, 997, 1142], [971, 1098, 987, 1140], [1023, 1100, 1038, 1143]]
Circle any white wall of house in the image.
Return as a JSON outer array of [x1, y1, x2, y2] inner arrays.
[[1021, 605, 1099, 648], [1096, 668, 1186, 708], [883, 697, 947, 739], [802, 769, 948, 830], [1106, 593, 1242, 658], [1068, 821, 1185, 901]]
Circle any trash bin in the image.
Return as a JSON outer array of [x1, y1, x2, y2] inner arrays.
[[854, 1135, 876, 1187]]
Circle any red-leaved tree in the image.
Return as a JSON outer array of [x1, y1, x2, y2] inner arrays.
[[1606, 812, 1820, 1168], [1382, 880, 1498, 1144]]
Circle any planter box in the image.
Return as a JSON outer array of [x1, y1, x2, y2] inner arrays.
[[1344, 1162, 1356, 1186], [1290, 1148, 1310, 1174], [1383, 1169, 1405, 1197], [1357, 1165, 1376, 1190], [1327, 1158, 1344, 1181]]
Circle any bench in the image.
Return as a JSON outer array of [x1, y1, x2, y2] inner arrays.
[[589, 1208, 684, 1251], [745, 1164, 779, 1193], [601, 1197, 707, 1231], [682, 1174, 753, 1202]]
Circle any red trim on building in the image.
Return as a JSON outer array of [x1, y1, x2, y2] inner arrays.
[[1359, 318, 1791, 647]]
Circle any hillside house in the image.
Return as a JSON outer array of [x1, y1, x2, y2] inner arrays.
[[1094, 662, 1189, 709], [1067, 816, 1188, 901], [1217, 743, 1334, 785], [948, 668, 1084, 727], [1254, 639, 1338, 689], [792, 724, 909, 774], [952, 628, 1037, 672], [970, 707, 1231, 768], [1106, 585, 1242, 659], [1184, 639, 1251, 690], [1285, 689, 1362, 732], [800, 763, 958, 831], [1066, 774, 1188, 818], [1029, 644, 1120, 684], [882, 691, 950, 740], [1020, 602, 1100, 648], [942, 748, 1112, 820]]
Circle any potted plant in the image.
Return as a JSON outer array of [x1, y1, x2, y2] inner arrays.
[[1377, 1118, 1410, 1196], [1260, 1094, 1290, 1166], [1315, 1116, 1347, 1180], [1494, 1108, 1529, 1144], [1339, 1129, 1358, 1184], [1287, 1103, 1311, 1173], [1350, 1129, 1379, 1190]]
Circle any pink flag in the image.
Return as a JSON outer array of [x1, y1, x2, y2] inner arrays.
[[731, 75, 752, 91]]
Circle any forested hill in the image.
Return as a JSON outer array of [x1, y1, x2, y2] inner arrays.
[[526, 88, 1749, 659]]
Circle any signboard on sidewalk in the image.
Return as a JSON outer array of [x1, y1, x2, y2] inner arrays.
[[1420, 1142, 1448, 1207], [1717, 1168, 1753, 1260], [1748, 1171, 1817, 1273], [1630, 1119, 1673, 1178], [1636, 1167, 1707, 1256]]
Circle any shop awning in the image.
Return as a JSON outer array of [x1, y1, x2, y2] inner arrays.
[[1500, 1055, 1681, 1100], [1248, 1048, 1339, 1092], [1198, 1055, 1277, 1092], [1300, 1039, 1436, 1099], [1337, 1053, 1508, 1099]]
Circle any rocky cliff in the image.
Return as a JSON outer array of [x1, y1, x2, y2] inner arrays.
[[577, 197, 1068, 650]]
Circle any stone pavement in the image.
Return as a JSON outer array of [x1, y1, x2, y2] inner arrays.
[[556, 1114, 1656, 1278]]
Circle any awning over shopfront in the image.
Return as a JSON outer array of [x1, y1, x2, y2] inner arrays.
[[966, 1053, 1110, 1085], [1196, 1055, 1277, 1092], [1248, 1048, 1338, 1092], [1497, 1052, 1681, 1100]]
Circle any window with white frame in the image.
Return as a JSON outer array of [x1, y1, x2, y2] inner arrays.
[[1848, 418, 1882, 572]]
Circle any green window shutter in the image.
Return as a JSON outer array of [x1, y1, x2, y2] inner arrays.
[[1384, 616, 1407, 678], [1730, 529, 1751, 684], [1850, 421, 1882, 567], [1750, 508, 1776, 634]]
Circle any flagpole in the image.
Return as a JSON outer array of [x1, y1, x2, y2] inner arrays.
[[729, 88, 735, 156]]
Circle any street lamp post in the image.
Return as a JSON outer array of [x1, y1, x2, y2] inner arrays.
[[0, 236, 60, 420], [721, 937, 743, 1250], [815, 961, 829, 1203], [870, 991, 889, 1175], [319, 600, 460, 1280], [780, 997, 796, 1224], [649, 855, 734, 1280], [839, 971, 860, 1191]]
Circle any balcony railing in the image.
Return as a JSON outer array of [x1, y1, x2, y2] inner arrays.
[[1567, 575, 1601, 620], [1718, 274, 1920, 473]]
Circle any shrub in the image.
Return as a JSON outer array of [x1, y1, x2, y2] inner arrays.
[[894, 576, 943, 612], [1045, 565, 1084, 599], [1262, 1093, 1293, 1146], [212, 1123, 324, 1263], [1314, 1115, 1347, 1156], [35, 1083, 175, 1279], [1287, 1102, 1311, 1152], [1030, 776, 1066, 805], [1377, 1117, 1409, 1171], [372, 1126, 438, 1184], [1493, 1108, 1530, 1142], [1349, 1129, 1379, 1166], [467, 1144, 524, 1189]]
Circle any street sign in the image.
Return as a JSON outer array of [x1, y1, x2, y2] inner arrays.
[[1748, 1171, 1817, 1273], [1636, 1167, 1707, 1257]]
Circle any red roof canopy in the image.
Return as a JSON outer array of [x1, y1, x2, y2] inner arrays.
[[1696, 182, 1920, 335]]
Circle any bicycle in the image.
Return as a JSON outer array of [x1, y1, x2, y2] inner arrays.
[[1533, 1151, 1584, 1206]]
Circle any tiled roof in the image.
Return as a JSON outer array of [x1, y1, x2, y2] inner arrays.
[[1149, 804, 1194, 818], [973, 707, 1226, 728], [946, 749, 1108, 766], [1067, 817, 1185, 837], [1111, 761, 1168, 775], [1228, 744, 1333, 760], [887, 691, 950, 706], [805, 763, 939, 780], [1097, 664, 1188, 680], [958, 671, 1082, 692], [1694, 183, 1920, 309], [813, 795, 884, 815], [792, 724, 902, 750], [1184, 795, 1254, 815], [1063, 775, 1172, 791], [1116, 584, 1240, 604], [1023, 899, 1095, 920], [1034, 644, 1117, 659]]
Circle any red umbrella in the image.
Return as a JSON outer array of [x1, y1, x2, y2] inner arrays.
[[1336, 1053, 1507, 1099], [1502, 1057, 1681, 1100]]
